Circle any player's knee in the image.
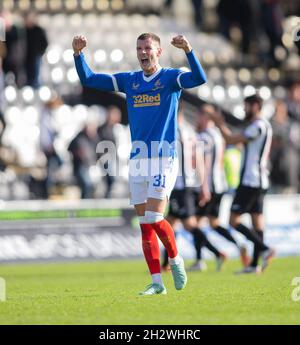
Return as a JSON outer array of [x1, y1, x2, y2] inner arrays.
[[229, 215, 239, 228], [144, 211, 164, 224], [229, 219, 235, 228], [183, 225, 193, 232], [209, 217, 219, 228], [182, 218, 197, 231]]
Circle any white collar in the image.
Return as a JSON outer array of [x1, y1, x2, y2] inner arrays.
[[142, 66, 162, 82]]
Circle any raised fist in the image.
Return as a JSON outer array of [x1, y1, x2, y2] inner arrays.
[[72, 35, 87, 55], [171, 35, 192, 53]]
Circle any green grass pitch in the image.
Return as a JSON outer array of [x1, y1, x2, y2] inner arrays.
[[0, 257, 299, 324]]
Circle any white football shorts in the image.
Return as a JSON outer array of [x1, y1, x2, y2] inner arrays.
[[128, 156, 179, 205]]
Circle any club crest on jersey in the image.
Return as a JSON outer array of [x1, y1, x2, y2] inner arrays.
[[133, 93, 161, 107], [132, 82, 140, 90], [152, 79, 164, 91]]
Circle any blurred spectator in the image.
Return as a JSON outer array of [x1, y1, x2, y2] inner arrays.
[[217, 0, 253, 54], [287, 80, 300, 122], [163, 0, 173, 12], [217, 0, 285, 65], [97, 106, 122, 198], [260, 0, 285, 66], [40, 95, 63, 198], [270, 100, 300, 193], [1, 10, 23, 86], [164, 0, 203, 30], [25, 12, 48, 88], [68, 119, 99, 199], [191, 0, 203, 31]]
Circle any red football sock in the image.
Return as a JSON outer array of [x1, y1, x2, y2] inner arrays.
[[152, 219, 178, 259], [140, 223, 161, 274]]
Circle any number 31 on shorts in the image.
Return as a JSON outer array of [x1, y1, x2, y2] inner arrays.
[[153, 174, 166, 188]]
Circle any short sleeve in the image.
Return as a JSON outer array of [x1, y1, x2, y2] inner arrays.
[[244, 123, 261, 140]]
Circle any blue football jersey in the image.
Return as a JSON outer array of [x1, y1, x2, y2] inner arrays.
[[75, 50, 206, 159], [113, 68, 183, 159]]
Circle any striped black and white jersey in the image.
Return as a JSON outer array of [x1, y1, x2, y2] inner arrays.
[[197, 126, 227, 194], [240, 118, 273, 189]]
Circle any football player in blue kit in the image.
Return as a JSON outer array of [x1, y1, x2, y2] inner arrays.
[[73, 32, 206, 295]]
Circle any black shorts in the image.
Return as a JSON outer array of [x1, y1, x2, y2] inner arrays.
[[168, 188, 197, 219], [195, 192, 224, 218], [231, 185, 267, 215]]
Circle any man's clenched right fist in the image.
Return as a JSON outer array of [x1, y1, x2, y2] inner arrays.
[[72, 35, 87, 55]]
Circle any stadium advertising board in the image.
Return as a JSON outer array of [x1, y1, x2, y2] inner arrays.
[[0, 200, 142, 262], [0, 195, 299, 262]]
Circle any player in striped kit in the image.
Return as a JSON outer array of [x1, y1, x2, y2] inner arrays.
[[193, 104, 250, 270], [210, 94, 275, 273], [162, 107, 227, 272], [73, 33, 207, 294]]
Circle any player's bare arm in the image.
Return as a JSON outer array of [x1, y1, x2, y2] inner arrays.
[[199, 181, 211, 207], [199, 156, 212, 206], [210, 111, 247, 145]]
